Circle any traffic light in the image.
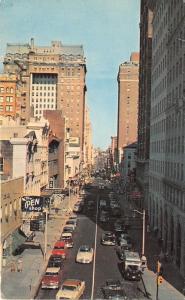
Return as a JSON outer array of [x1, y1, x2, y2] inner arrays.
[[158, 275, 163, 285]]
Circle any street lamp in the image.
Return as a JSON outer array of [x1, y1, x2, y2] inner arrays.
[[133, 209, 146, 266], [43, 208, 48, 260]]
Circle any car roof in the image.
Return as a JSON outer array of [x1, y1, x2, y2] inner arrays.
[[61, 232, 72, 237], [63, 279, 82, 286], [54, 241, 65, 246], [79, 245, 90, 250], [46, 267, 60, 273]]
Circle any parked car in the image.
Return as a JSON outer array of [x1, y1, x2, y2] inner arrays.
[[48, 255, 64, 268], [101, 232, 116, 246], [73, 203, 83, 213], [65, 221, 76, 231], [60, 236, 74, 248], [101, 279, 127, 299], [41, 267, 61, 289], [63, 226, 74, 234], [52, 241, 67, 259], [56, 279, 85, 300], [116, 246, 131, 261], [76, 245, 94, 263]]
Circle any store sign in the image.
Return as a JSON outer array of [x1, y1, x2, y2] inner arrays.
[[30, 219, 44, 231], [21, 196, 43, 212], [69, 137, 80, 146]]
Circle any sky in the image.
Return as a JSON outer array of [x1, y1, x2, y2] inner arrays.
[[0, 0, 140, 149]]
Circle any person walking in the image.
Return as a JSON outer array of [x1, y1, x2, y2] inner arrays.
[[17, 257, 23, 272]]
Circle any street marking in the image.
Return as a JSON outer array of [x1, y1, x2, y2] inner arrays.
[[91, 197, 99, 300]]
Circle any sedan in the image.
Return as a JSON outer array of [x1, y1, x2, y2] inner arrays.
[[63, 226, 74, 234], [76, 245, 94, 263], [56, 279, 85, 300], [101, 280, 128, 299], [101, 232, 116, 246]]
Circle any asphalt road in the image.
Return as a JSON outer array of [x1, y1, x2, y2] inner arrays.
[[37, 184, 145, 299]]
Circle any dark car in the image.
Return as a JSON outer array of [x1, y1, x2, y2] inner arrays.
[[48, 255, 64, 268], [124, 265, 141, 281], [62, 226, 74, 234], [116, 246, 131, 260], [101, 280, 127, 299]]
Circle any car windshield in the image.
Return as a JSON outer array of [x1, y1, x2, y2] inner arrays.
[[45, 272, 59, 276], [62, 285, 77, 291], [80, 246, 90, 252], [54, 246, 64, 250], [128, 265, 139, 271]]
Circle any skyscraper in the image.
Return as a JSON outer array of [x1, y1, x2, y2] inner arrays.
[[136, 0, 153, 207], [3, 39, 87, 151], [117, 52, 139, 162], [148, 0, 185, 276]]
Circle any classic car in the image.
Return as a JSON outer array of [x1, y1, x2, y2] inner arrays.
[[56, 279, 85, 300], [52, 241, 67, 259], [76, 245, 94, 263], [41, 267, 61, 289]]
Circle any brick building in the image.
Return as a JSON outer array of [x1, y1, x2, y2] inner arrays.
[[117, 52, 139, 163], [0, 74, 20, 117]]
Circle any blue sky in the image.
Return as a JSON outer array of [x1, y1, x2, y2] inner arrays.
[[0, 0, 140, 149]]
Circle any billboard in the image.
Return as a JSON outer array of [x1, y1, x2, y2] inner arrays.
[[21, 196, 43, 212], [69, 137, 80, 146]]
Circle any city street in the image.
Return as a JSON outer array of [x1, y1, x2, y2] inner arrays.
[[36, 184, 144, 300]]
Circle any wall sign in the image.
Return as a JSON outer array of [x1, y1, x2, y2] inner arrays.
[[21, 196, 43, 212]]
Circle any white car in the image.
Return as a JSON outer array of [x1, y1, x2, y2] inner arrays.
[[56, 279, 85, 300], [76, 245, 94, 263]]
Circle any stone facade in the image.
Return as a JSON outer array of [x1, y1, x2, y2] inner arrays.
[[1, 177, 24, 263], [148, 0, 185, 276], [3, 39, 87, 151]]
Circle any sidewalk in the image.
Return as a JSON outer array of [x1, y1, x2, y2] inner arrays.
[[1, 194, 78, 300], [118, 191, 185, 300]]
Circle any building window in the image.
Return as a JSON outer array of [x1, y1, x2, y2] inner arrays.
[[5, 106, 13, 111], [0, 157, 3, 172], [0, 96, 3, 102], [6, 96, 13, 102], [0, 87, 4, 93], [0, 105, 4, 111]]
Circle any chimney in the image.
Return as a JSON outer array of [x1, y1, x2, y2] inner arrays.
[[31, 38, 34, 50]]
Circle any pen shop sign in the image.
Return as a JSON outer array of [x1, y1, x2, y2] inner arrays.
[[21, 196, 43, 212]]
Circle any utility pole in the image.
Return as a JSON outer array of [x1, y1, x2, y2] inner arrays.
[[44, 209, 48, 260]]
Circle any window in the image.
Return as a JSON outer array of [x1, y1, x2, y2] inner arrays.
[[6, 106, 13, 111], [0, 96, 3, 102], [0, 87, 4, 93], [0, 157, 3, 172], [6, 87, 9, 93], [0, 106, 4, 111]]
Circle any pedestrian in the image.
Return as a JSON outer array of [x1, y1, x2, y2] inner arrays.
[[17, 257, 23, 272], [10, 261, 16, 272]]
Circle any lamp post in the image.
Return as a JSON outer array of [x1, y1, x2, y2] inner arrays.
[[43, 209, 48, 260], [133, 209, 146, 260]]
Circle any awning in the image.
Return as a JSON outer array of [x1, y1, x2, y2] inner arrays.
[[11, 228, 27, 252]]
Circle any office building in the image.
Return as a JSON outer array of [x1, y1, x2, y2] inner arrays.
[[117, 52, 139, 162]]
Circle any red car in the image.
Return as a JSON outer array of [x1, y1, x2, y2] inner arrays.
[[52, 241, 67, 259], [41, 267, 61, 289]]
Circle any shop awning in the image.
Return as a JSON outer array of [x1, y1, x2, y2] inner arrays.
[[11, 228, 27, 252]]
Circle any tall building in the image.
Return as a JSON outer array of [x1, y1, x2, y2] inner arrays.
[[0, 73, 20, 117], [148, 0, 185, 276], [84, 105, 93, 169], [117, 52, 139, 162], [3, 39, 87, 150], [136, 0, 153, 207]]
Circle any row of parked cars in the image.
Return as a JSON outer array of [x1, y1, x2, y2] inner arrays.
[[99, 191, 143, 284], [41, 194, 88, 300]]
